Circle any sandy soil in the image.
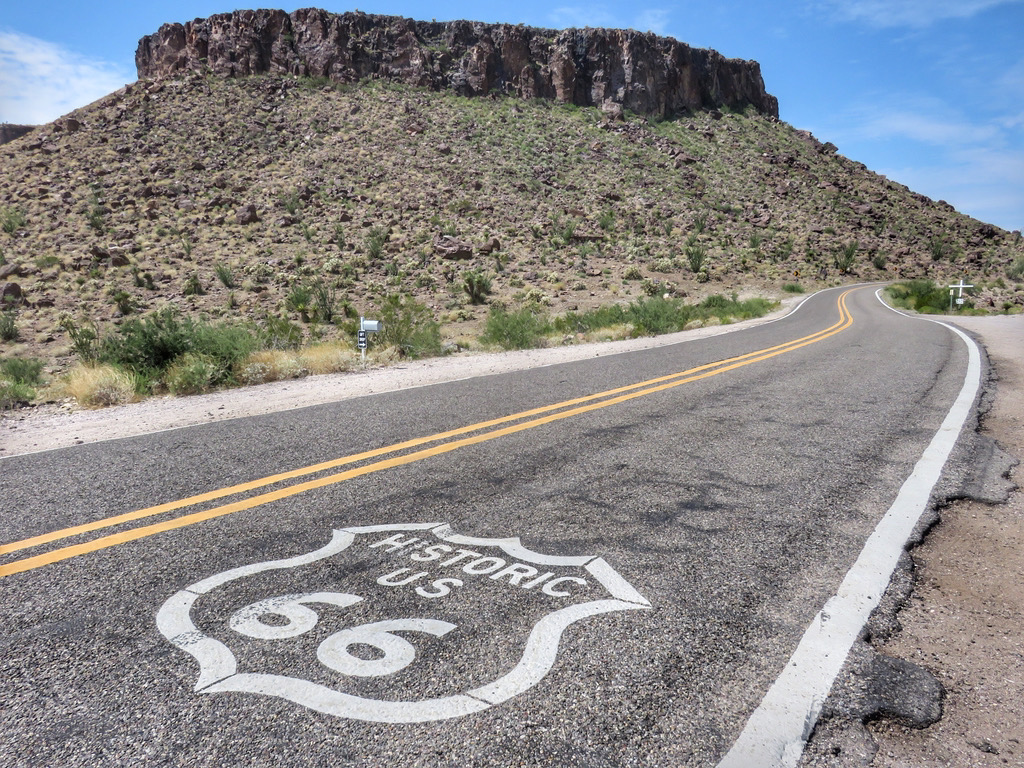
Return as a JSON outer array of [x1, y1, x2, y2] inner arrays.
[[2, 303, 1022, 764]]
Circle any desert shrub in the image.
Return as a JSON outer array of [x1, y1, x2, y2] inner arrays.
[[375, 294, 442, 358], [110, 289, 136, 315], [0, 380, 34, 409], [1, 207, 26, 234], [0, 357, 44, 386], [0, 356, 44, 409], [298, 342, 357, 374], [782, 283, 804, 294], [462, 270, 492, 304], [628, 296, 685, 335], [685, 245, 708, 273], [886, 280, 949, 313], [183, 272, 205, 296], [929, 237, 951, 261], [834, 241, 858, 273], [622, 265, 643, 281], [482, 306, 551, 350], [164, 353, 222, 395], [286, 282, 314, 321], [260, 314, 304, 349], [236, 349, 307, 385], [309, 277, 338, 323], [0, 300, 18, 341], [1007, 256, 1024, 281], [872, 253, 888, 270], [214, 263, 235, 288], [552, 295, 775, 340], [63, 364, 137, 407], [365, 226, 390, 260], [92, 308, 260, 390], [59, 315, 98, 361]]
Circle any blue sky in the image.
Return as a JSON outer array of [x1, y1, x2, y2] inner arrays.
[[1, 1, 1021, 231]]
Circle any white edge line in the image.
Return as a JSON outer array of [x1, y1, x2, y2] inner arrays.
[[717, 288, 982, 768]]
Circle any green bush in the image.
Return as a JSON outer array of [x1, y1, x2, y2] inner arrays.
[[89, 308, 261, 391], [214, 263, 235, 288], [1008, 256, 1024, 281], [1, 207, 27, 234], [0, 380, 34, 409], [552, 294, 775, 341], [782, 283, 804, 294], [482, 306, 551, 350], [0, 356, 44, 409], [260, 314, 304, 350], [886, 280, 950, 313], [685, 245, 708, 273], [375, 295, 442, 358], [0, 356, 44, 386], [834, 241, 858, 273], [164, 353, 222, 395], [0, 301, 18, 341], [462, 270, 492, 304]]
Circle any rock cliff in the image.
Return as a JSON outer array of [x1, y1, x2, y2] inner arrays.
[[136, 8, 778, 119], [0, 124, 35, 145]]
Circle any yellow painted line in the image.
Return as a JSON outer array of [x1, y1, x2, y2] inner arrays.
[[0, 291, 854, 578], [0, 295, 850, 558]]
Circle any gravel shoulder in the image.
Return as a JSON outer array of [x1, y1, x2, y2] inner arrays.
[[868, 314, 1024, 767]]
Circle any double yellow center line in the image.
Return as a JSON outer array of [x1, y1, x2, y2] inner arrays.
[[0, 291, 854, 579]]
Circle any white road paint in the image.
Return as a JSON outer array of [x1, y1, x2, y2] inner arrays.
[[157, 523, 650, 723], [718, 293, 982, 767]]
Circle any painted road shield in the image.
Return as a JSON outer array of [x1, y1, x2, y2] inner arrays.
[[157, 523, 650, 723]]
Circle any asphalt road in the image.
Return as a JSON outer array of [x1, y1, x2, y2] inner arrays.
[[0, 286, 978, 767]]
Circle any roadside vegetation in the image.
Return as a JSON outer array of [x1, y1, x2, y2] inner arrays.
[[0, 356, 45, 410], [482, 294, 776, 351], [885, 279, 1023, 315]]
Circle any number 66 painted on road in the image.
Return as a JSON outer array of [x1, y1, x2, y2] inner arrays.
[[229, 592, 456, 678]]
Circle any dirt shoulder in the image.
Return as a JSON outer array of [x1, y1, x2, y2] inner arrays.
[[868, 314, 1024, 766]]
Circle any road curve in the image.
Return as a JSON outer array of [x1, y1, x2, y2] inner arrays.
[[0, 286, 981, 767]]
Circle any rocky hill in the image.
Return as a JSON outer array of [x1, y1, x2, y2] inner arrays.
[[136, 9, 779, 120], [1, 11, 1021, 379]]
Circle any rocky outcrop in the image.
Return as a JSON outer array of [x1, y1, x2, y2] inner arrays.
[[0, 124, 36, 145], [136, 9, 778, 119]]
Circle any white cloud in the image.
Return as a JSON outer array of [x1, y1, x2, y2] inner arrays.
[[819, 0, 1023, 28], [807, 94, 1022, 230], [854, 109, 1000, 146], [0, 29, 132, 125]]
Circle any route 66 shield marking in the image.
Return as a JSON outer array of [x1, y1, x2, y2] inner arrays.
[[156, 523, 650, 723]]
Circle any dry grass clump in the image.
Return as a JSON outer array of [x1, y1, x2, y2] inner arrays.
[[235, 350, 309, 385], [63, 364, 137, 408], [236, 342, 360, 385], [297, 342, 358, 374], [583, 324, 634, 342]]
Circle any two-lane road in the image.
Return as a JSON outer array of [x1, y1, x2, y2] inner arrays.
[[0, 286, 981, 766]]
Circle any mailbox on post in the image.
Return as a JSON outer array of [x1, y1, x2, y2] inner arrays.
[[359, 317, 383, 361]]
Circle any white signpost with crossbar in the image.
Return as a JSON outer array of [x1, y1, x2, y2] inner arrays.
[[948, 278, 973, 311]]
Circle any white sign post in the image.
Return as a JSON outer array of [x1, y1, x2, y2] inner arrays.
[[948, 279, 973, 311]]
